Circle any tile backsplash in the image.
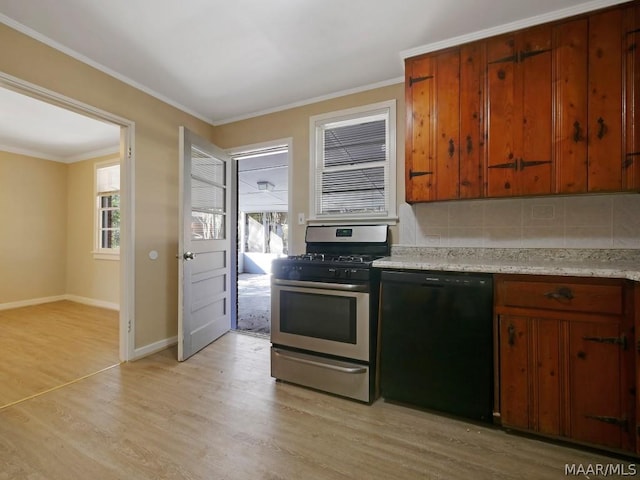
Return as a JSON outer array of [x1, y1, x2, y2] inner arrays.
[[399, 193, 640, 249]]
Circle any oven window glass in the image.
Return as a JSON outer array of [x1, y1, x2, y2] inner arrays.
[[280, 291, 357, 344]]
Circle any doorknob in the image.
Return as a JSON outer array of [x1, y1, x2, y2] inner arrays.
[[183, 251, 196, 260]]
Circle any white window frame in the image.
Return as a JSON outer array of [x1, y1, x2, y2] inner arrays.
[[308, 100, 397, 224], [94, 159, 120, 260]]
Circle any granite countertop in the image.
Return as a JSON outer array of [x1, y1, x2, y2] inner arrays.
[[372, 247, 640, 282]]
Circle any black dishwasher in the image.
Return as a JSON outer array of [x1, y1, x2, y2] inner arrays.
[[379, 270, 493, 422]]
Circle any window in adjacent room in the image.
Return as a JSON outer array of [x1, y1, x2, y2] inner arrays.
[[94, 161, 120, 259], [309, 100, 396, 223]]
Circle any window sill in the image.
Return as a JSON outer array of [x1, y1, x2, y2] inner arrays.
[[92, 251, 120, 261], [307, 216, 398, 226]]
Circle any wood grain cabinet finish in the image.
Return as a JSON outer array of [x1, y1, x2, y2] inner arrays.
[[486, 25, 553, 197], [495, 274, 635, 454], [555, 8, 629, 193], [405, 0, 640, 203], [405, 44, 484, 202], [626, 2, 640, 190]]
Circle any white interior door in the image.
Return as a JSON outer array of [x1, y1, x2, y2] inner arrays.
[[178, 127, 232, 361]]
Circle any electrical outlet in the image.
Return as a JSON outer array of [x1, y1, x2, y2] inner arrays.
[[297, 213, 305, 225]]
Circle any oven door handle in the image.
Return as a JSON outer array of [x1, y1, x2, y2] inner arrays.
[[273, 279, 369, 292], [273, 349, 367, 374]]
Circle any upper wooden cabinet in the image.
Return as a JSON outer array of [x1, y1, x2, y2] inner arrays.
[[405, 0, 640, 203], [626, 2, 640, 190], [555, 9, 626, 193], [405, 44, 484, 202], [486, 25, 553, 197]]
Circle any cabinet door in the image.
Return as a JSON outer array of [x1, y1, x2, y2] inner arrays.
[[569, 321, 625, 449], [433, 49, 461, 200], [625, 3, 640, 190], [532, 318, 562, 436], [554, 18, 589, 193], [459, 42, 485, 198], [405, 55, 435, 202], [486, 26, 552, 197], [588, 8, 624, 192], [499, 315, 530, 429]]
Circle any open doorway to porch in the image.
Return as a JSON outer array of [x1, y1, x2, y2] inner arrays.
[[234, 144, 289, 336]]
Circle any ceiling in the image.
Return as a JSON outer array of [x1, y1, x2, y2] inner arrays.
[[0, 0, 627, 182], [0, 0, 626, 127]]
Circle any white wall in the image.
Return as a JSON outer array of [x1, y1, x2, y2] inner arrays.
[[398, 193, 640, 249]]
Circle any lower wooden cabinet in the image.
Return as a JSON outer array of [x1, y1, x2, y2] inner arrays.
[[495, 274, 635, 453]]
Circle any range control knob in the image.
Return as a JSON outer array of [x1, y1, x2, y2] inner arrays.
[[344, 269, 352, 279]]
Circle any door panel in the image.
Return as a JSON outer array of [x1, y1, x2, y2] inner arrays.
[[499, 315, 530, 429], [178, 127, 232, 361], [434, 49, 460, 200], [588, 8, 624, 192], [405, 56, 435, 202], [569, 321, 623, 448], [626, 4, 640, 190], [554, 18, 589, 193], [487, 34, 517, 197]]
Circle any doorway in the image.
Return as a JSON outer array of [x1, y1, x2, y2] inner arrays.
[[0, 74, 134, 406], [230, 142, 290, 336]]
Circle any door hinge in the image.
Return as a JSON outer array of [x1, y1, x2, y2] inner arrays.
[[128, 147, 132, 159], [519, 159, 552, 170], [624, 152, 640, 169], [409, 75, 433, 86], [409, 169, 433, 179], [585, 414, 628, 431], [488, 48, 551, 64], [518, 48, 551, 62], [583, 334, 627, 350], [488, 160, 518, 170]]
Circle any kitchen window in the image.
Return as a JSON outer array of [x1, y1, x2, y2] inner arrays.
[[309, 100, 396, 223], [95, 161, 120, 259]]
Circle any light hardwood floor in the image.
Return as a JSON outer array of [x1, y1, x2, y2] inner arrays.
[[0, 331, 632, 479], [0, 300, 119, 407]]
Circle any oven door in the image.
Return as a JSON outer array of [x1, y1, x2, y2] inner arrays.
[[271, 279, 370, 362]]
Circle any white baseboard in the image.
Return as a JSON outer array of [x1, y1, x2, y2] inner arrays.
[[0, 295, 67, 311], [133, 336, 178, 360], [0, 295, 120, 311], [65, 295, 120, 311]]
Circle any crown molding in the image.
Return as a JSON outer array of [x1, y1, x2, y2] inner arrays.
[[400, 0, 631, 59]]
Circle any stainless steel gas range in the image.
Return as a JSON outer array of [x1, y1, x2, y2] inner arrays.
[[270, 224, 390, 403]]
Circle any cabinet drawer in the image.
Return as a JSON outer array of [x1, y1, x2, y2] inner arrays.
[[497, 280, 623, 315]]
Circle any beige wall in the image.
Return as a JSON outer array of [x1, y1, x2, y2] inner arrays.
[[66, 154, 120, 305], [0, 151, 121, 306], [1, 23, 212, 349], [211, 83, 405, 254], [0, 151, 68, 303]]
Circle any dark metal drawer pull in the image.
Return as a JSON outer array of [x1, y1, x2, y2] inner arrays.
[[583, 334, 627, 350], [544, 287, 574, 300]]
